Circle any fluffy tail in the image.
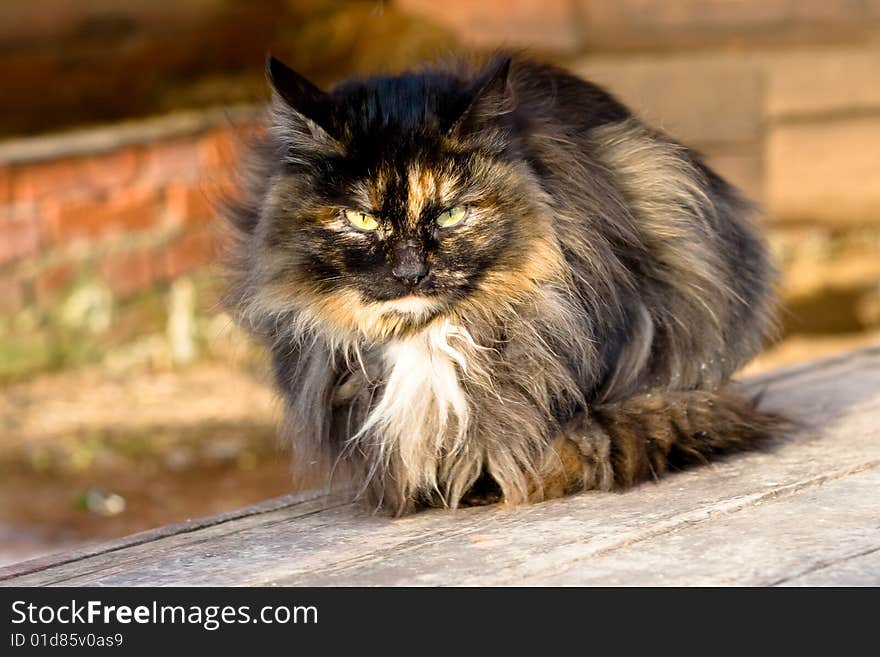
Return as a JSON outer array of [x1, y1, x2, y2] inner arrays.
[[582, 387, 791, 488]]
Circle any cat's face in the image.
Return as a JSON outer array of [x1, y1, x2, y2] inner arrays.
[[255, 57, 561, 341]]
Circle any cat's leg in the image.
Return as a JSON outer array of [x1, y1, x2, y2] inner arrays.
[[529, 387, 790, 502]]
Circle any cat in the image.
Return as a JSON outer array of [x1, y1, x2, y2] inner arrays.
[[222, 53, 787, 515]]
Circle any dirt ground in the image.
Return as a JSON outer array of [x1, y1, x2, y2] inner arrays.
[[0, 363, 294, 565]]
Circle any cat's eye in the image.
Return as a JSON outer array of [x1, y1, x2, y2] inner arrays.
[[436, 206, 468, 228], [344, 209, 379, 231]]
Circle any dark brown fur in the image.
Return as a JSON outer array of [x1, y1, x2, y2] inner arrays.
[[221, 54, 789, 514]]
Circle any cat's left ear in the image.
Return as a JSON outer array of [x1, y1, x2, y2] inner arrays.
[[446, 57, 514, 145], [266, 55, 341, 146]]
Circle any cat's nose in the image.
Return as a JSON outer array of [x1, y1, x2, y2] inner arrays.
[[390, 241, 429, 287]]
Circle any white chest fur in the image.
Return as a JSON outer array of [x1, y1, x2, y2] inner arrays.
[[355, 321, 472, 494]]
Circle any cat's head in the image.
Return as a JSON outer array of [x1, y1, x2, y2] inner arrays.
[[248, 55, 562, 343]]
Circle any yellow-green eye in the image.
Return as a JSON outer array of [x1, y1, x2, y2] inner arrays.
[[344, 209, 379, 231], [436, 206, 467, 228]]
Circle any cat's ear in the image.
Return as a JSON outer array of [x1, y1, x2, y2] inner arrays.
[[266, 55, 340, 146], [446, 57, 514, 144]]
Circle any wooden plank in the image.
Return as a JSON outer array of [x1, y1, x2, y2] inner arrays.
[[513, 468, 880, 586], [2, 345, 878, 586], [775, 547, 880, 586], [0, 488, 349, 584]]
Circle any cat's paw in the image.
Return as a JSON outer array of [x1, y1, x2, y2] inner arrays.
[[531, 414, 614, 501], [562, 414, 615, 492]]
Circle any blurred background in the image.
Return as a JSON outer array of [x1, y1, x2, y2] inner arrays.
[[1, 0, 879, 566]]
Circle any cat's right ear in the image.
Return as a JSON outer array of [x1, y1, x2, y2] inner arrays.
[[266, 55, 340, 147], [445, 57, 514, 146]]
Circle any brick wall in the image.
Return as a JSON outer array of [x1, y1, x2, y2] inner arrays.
[[0, 111, 249, 309], [0, 109, 257, 378], [401, 0, 880, 226]]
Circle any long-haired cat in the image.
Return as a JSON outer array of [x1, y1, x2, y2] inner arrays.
[[223, 53, 787, 514]]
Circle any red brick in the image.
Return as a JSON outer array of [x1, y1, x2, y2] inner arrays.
[[12, 158, 87, 203], [100, 249, 156, 297], [141, 138, 201, 184], [44, 187, 161, 242], [10, 149, 140, 203], [0, 272, 24, 315], [166, 182, 215, 225], [160, 229, 216, 279], [83, 148, 141, 191], [0, 211, 42, 264], [0, 165, 12, 205], [398, 0, 581, 51], [33, 262, 75, 305]]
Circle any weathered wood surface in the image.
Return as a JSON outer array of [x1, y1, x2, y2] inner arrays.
[[2, 346, 879, 586]]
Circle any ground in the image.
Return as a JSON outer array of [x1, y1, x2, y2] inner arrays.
[[0, 363, 290, 565]]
